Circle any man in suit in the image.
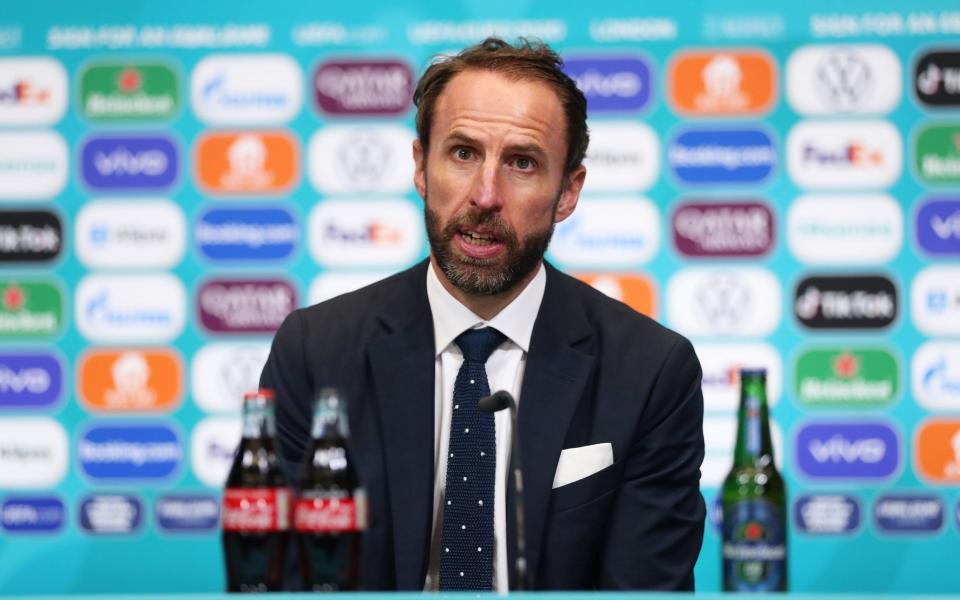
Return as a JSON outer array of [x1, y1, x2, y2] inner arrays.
[[260, 37, 705, 591]]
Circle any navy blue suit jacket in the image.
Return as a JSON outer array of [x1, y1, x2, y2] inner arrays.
[[260, 259, 706, 590]]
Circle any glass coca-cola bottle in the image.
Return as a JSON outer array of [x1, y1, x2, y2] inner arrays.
[[221, 389, 291, 592], [294, 388, 366, 591]]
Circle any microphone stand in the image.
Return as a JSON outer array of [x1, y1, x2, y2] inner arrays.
[[479, 390, 530, 591]]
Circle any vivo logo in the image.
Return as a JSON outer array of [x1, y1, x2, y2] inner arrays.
[[786, 44, 901, 115], [0, 496, 65, 533], [80, 135, 178, 190], [76, 200, 186, 269], [788, 194, 902, 265], [795, 421, 899, 479], [191, 416, 241, 488], [308, 200, 421, 268], [79, 494, 142, 534], [75, 274, 186, 342], [314, 59, 413, 115], [562, 56, 652, 112], [196, 206, 297, 262], [581, 122, 659, 193], [787, 120, 901, 189], [0, 352, 62, 409], [549, 197, 659, 267], [78, 423, 182, 481], [916, 198, 960, 255], [307, 125, 415, 194], [190, 343, 271, 413], [191, 54, 302, 125]]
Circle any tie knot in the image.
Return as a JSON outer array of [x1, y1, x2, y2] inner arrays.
[[455, 327, 506, 363]]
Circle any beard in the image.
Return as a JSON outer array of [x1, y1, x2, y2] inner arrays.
[[424, 199, 556, 297]]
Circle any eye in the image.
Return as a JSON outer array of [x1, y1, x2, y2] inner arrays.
[[513, 156, 536, 171], [454, 147, 474, 161]]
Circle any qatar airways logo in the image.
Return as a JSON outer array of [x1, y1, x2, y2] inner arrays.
[[672, 201, 774, 257], [314, 59, 413, 115], [197, 278, 296, 334]]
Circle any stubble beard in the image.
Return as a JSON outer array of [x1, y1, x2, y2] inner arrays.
[[424, 198, 556, 297]]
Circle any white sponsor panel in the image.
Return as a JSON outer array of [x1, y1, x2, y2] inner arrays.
[[308, 271, 393, 305], [911, 266, 960, 336], [548, 197, 659, 267], [191, 416, 242, 488], [581, 122, 659, 193], [75, 274, 186, 342], [308, 199, 422, 268], [191, 54, 302, 125], [0, 57, 68, 125], [786, 120, 901, 190], [307, 125, 415, 194], [0, 131, 68, 200], [702, 416, 783, 487], [666, 268, 781, 337], [191, 343, 271, 413], [912, 342, 960, 411], [786, 45, 901, 115], [75, 200, 186, 269], [694, 343, 783, 411], [0, 417, 68, 488], [787, 194, 902, 265]]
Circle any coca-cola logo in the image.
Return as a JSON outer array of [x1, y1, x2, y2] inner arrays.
[[314, 59, 413, 116], [672, 201, 774, 257], [222, 487, 290, 532], [294, 493, 366, 533], [197, 278, 296, 334]]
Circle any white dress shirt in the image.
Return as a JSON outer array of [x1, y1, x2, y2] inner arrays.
[[423, 261, 546, 594]]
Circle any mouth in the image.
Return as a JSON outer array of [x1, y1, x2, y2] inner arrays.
[[461, 230, 499, 246], [455, 228, 505, 259]]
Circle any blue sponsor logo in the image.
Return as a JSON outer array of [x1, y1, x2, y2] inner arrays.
[[669, 128, 776, 184], [875, 494, 944, 534], [795, 421, 899, 480], [1, 496, 65, 533], [80, 135, 178, 190], [0, 352, 62, 409], [196, 207, 297, 261], [562, 56, 652, 112], [78, 423, 181, 480], [916, 198, 960, 255], [793, 494, 860, 534], [156, 494, 220, 532], [79, 494, 142, 534]]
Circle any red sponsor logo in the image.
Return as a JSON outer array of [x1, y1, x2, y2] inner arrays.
[[222, 487, 290, 532], [293, 493, 366, 533]]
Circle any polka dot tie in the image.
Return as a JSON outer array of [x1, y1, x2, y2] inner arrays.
[[439, 327, 505, 590]]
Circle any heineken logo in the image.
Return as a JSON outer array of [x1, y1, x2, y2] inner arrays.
[[914, 124, 960, 184], [795, 347, 898, 407], [79, 62, 179, 121], [0, 280, 63, 337]]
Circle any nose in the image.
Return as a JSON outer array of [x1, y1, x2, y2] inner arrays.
[[469, 158, 503, 212]]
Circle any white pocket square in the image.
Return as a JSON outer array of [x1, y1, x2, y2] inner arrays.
[[551, 442, 614, 489]]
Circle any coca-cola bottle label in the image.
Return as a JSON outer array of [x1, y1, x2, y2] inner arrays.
[[222, 488, 290, 532], [294, 490, 367, 532]]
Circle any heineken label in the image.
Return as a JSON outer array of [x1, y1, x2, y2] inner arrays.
[[0, 280, 63, 337], [79, 63, 179, 121], [723, 499, 787, 592], [915, 124, 960, 184], [795, 347, 898, 408]]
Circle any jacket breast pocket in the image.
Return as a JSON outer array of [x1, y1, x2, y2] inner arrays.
[[548, 461, 620, 514]]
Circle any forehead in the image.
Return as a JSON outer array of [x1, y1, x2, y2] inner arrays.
[[431, 69, 566, 148]]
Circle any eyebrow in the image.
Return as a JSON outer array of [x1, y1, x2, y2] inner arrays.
[[445, 131, 550, 164]]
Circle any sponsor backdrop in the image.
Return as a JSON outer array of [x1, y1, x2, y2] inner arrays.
[[0, 0, 958, 594]]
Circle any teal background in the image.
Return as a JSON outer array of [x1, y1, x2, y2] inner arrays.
[[1, 0, 959, 594]]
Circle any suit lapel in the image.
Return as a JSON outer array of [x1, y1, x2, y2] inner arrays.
[[366, 261, 436, 589], [513, 264, 595, 584]]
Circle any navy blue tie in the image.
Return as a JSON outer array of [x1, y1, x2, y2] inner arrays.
[[439, 327, 506, 590]]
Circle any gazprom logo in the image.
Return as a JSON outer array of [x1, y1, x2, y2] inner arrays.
[[795, 421, 900, 480], [196, 206, 297, 262], [1, 496, 65, 533], [563, 56, 652, 112], [668, 128, 776, 184], [78, 423, 182, 481]]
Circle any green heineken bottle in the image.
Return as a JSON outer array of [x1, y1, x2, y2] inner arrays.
[[721, 368, 787, 592]]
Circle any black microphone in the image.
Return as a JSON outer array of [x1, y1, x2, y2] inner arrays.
[[478, 390, 530, 591]]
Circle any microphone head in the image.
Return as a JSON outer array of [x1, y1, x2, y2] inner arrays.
[[478, 390, 513, 413]]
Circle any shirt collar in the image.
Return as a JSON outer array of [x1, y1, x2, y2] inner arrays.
[[426, 260, 546, 357]]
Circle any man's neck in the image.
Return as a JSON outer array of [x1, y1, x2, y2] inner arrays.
[[428, 256, 541, 321]]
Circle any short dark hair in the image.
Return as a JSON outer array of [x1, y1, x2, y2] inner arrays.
[[413, 37, 589, 177]]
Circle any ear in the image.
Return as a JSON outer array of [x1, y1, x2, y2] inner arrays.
[[412, 139, 427, 200], [554, 165, 586, 223]]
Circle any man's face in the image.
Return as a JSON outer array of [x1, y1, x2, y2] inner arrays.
[[413, 69, 585, 296]]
